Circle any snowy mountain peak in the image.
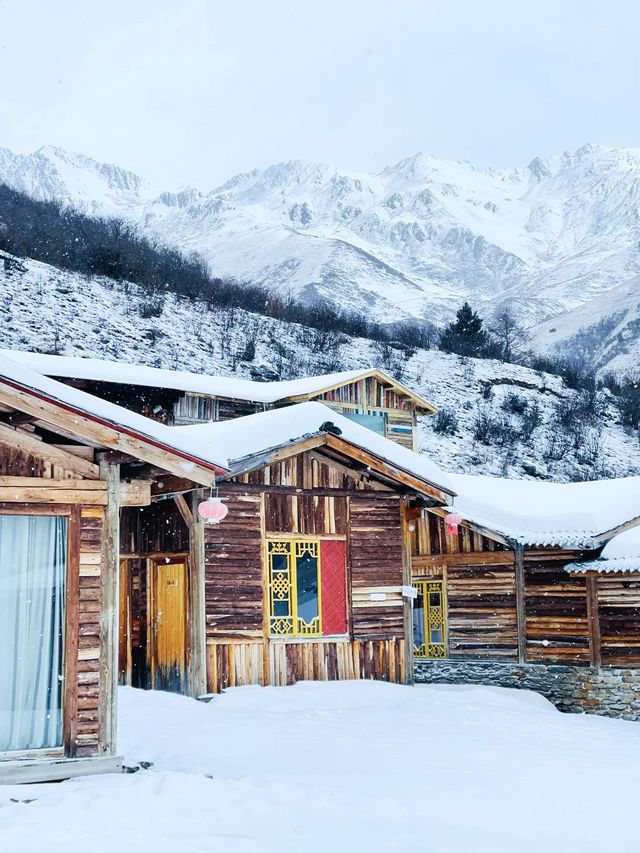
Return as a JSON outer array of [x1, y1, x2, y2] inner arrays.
[[2, 142, 640, 374]]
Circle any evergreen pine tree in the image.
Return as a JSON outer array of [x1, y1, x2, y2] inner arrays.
[[440, 302, 488, 357]]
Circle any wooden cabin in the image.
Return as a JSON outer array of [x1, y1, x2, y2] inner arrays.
[[0, 354, 226, 783], [4, 352, 437, 451], [118, 402, 453, 694], [409, 474, 640, 719]]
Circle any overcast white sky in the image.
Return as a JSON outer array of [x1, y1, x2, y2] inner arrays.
[[1, 0, 639, 189]]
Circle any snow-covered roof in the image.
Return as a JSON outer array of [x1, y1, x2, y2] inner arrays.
[[175, 401, 454, 497], [566, 526, 640, 574], [0, 350, 435, 410], [0, 352, 228, 475], [448, 473, 640, 549]]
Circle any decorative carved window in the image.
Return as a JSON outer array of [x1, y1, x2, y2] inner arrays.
[[413, 580, 447, 659], [267, 539, 347, 638]]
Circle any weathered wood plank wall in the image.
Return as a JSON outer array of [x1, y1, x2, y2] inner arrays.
[[524, 552, 590, 664], [201, 453, 409, 692], [410, 509, 618, 668], [596, 575, 640, 666]]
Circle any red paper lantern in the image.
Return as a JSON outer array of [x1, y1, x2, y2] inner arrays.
[[444, 511, 462, 536], [197, 496, 228, 524]]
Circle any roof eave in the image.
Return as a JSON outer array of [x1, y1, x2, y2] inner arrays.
[[0, 375, 229, 484]]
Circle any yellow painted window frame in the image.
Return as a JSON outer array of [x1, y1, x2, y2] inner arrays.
[[267, 538, 323, 638], [413, 579, 447, 659]]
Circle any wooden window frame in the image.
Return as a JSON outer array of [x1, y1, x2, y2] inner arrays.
[[0, 504, 74, 760], [264, 533, 351, 643], [413, 579, 447, 659]]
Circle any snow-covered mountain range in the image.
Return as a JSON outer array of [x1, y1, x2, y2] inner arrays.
[[1, 143, 640, 374]]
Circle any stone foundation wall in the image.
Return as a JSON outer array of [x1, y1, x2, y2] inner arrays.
[[415, 660, 640, 721]]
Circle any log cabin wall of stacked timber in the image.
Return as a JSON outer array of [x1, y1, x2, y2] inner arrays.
[[0, 353, 226, 783], [410, 508, 640, 720], [0, 447, 120, 784], [117, 431, 454, 695]]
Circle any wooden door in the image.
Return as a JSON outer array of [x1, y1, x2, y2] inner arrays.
[[151, 559, 187, 692]]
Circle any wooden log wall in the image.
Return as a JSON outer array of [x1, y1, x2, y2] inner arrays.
[[76, 506, 105, 757], [410, 513, 606, 666], [0, 500, 106, 760], [205, 491, 264, 641], [264, 492, 348, 535], [447, 562, 518, 659], [596, 574, 640, 666], [206, 638, 406, 692], [202, 468, 409, 692], [236, 450, 364, 491], [412, 512, 518, 660], [349, 494, 404, 640], [411, 510, 504, 559], [121, 500, 188, 555], [524, 552, 590, 664], [316, 378, 417, 450]]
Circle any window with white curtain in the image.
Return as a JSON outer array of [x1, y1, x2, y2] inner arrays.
[[0, 515, 67, 753]]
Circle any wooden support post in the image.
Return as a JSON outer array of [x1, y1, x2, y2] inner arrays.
[[99, 460, 120, 756], [188, 490, 207, 697], [63, 506, 81, 758], [259, 493, 271, 688], [515, 545, 526, 664], [400, 499, 415, 685], [586, 575, 602, 670]]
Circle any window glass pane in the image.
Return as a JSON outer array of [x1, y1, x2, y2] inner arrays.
[[342, 412, 386, 436], [412, 588, 425, 648], [270, 554, 291, 618], [296, 552, 319, 626], [0, 515, 67, 752]]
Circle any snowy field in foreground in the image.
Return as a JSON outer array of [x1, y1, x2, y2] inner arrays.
[[1, 682, 640, 852]]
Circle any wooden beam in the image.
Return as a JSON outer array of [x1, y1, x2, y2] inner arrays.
[[515, 545, 526, 664], [428, 506, 511, 547], [412, 550, 516, 569], [187, 490, 207, 698], [400, 499, 415, 685], [0, 382, 220, 486], [593, 516, 640, 544], [0, 755, 122, 785], [52, 445, 95, 461], [282, 368, 438, 414], [308, 450, 394, 491], [0, 421, 99, 478], [325, 434, 449, 503], [586, 576, 602, 669], [260, 492, 270, 687], [99, 460, 120, 757], [151, 475, 201, 498], [0, 478, 150, 506], [174, 493, 194, 527], [63, 506, 81, 758], [121, 481, 152, 507]]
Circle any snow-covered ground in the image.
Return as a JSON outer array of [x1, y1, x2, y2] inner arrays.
[[1, 682, 640, 852]]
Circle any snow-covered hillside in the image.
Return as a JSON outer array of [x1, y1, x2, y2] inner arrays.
[[530, 274, 640, 377], [2, 143, 640, 373], [2, 255, 639, 480]]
